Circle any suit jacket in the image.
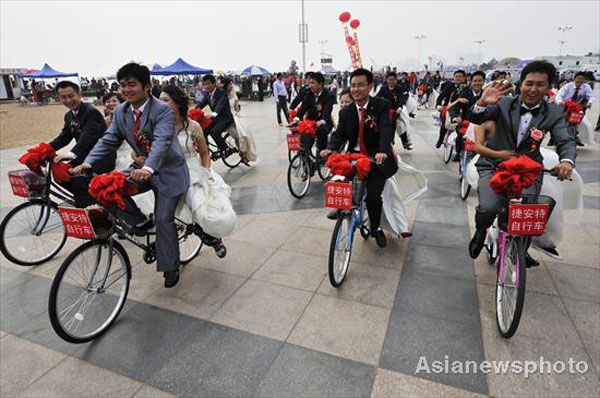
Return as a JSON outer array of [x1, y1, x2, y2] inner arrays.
[[327, 96, 398, 178], [436, 82, 465, 108], [297, 89, 336, 133], [84, 96, 190, 197], [50, 102, 115, 173], [290, 85, 309, 109], [197, 87, 233, 127], [449, 89, 482, 121], [376, 84, 409, 118], [468, 96, 577, 169]]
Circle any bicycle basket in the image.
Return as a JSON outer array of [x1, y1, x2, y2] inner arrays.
[[8, 169, 46, 198], [58, 205, 115, 239], [498, 194, 556, 236], [351, 177, 366, 207]]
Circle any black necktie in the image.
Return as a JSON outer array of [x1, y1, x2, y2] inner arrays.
[[520, 106, 540, 117], [573, 86, 580, 103]]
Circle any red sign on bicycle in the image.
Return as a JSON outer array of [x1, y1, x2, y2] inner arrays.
[[464, 140, 476, 153], [287, 134, 301, 151], [8, 170, 45, 198], [58, 207, 97, 239], [567, 111, 583, 124], [325, 182, 352, 210], [507, 203, 550, 236]]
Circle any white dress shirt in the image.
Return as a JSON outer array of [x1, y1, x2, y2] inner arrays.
[[555, 82, 594, 105], [273, 79, 288, 98]]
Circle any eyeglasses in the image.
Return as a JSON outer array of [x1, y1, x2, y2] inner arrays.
[[350, 83, 369, 89]]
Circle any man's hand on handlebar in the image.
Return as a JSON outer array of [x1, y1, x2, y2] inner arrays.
[[375, 152, 387, 165], [130, 169, 152, 182], [316, 120, 326, 128], [53, 154, 71, 164], [320, 149, 333, 159], [553, 162, 573, 181], [69, 164, 90, 175]]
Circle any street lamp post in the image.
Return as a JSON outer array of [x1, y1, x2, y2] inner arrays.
[[557, 26, 572, 55], [299, 0, 308, 73], [414, 35, 426, 70]]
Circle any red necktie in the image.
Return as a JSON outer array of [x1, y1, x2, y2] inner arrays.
[[358, 107, 367, 155], [132, 109, 142, 148]]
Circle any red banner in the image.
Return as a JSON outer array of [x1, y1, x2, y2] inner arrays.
[[464, 140, 476, 153], [287, 134, 301, 151], [8, 170, 44, 198], [58, 207, 97, 239], [567, 111, 583, 124], [325, 182, 352, 209], [507, 203, 550, 236]]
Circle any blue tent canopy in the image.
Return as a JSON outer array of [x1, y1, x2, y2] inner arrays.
[[152, 58, 212, 75], [240, 65, 270, 76], [18, 63, 78, 78], [151, 63, 164, 73]]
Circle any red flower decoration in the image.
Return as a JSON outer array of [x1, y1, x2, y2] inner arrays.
[[19, 142, 56, 172], [50, 162, 71, 183], [325, 153, 371, 180], [489, 155, 542, 198], [88, 171, 139, 210], [563, 100, 582, 114], [288, 109, 298, 120], [530, 129, 543, 141], [188, 108, 205, 121], [457, 121, 470, 136], [440, 106, 448, 119], [298, 120, 317, 137]]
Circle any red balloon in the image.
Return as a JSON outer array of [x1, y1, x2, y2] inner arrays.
[[350, 19, 360, 29], [339, 12, 351, 23]]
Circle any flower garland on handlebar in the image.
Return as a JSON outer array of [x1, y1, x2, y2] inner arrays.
[[325, 153, 371, 180], [88, 171, 139, 210], [18, 142, 71, 183]]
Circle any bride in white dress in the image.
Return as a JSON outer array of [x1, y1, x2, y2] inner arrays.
[[134, 85, 237, 257], [222, 78, 258, 165]]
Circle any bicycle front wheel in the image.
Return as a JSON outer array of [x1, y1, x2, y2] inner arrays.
[[287, 153, 311, 198], [48, 239, 131, 343], [222, 135, 242, 168], [328, 213, 353, 287], [0, 200, 67, 266], [443, 141, 453, 163], [495, 236, 526, 338], [460, 172, 471, 200]]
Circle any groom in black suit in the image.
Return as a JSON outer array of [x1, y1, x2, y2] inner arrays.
[[376, 71, 412, 149], [196, 74, 233, 152], [296, 72, 335, 153], [322, 69, 398, 248]]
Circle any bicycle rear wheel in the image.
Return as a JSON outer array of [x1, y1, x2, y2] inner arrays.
[[443, 141, 453, 164], [175, 215, 203, 265], [287, 153, 311, 198], [0, 200, 67, 266], [495, 235, 526, 338], [328, 213, 353, 287], [222, 135, 242, 168], [49, 239, 131, 343]]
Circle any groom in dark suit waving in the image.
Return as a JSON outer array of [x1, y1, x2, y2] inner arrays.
[[321, 68, 398, 248], [71, 63, 190, 288]]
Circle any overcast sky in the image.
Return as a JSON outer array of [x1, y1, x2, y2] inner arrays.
[[1, 0, 598, 77]]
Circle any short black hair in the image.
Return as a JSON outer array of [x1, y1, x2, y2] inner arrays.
[[304, 72, 313, 79], [116, 62, 150, 87], [471, 71, 486, 80], [202, 74, 216, 84], [386, 71, 397, 79], [350, 68, 373, 84], [339, 88, 351, 99], [496, 70, 507, 77], [276, 73, 283, 78], [102, 92, 124, 104], [310, 72, 325, 85], [520, 60, 556, 85], [55, 81, 80, 93], [454, 70, 466, 76], [574, 71, 588, 79]]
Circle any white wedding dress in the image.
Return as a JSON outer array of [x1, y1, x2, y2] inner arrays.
[[133, 127, 237, 238], [226, 93, 259, 162]]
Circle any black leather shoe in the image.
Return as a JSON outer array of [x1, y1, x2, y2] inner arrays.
[[130, 218, 154, 236], [435, 139, 443, 149], [525, 253, 540, 268], [327, 209, 340, 220], [469, 229, 486, 259], [164, 269, 180, 288], [373, 229, 387, 248]]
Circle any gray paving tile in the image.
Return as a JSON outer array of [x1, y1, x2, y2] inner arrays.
[[410, 221, 470, 251], [403, 242, 475, 281], [254, 344, 375, 398], [0, 266, 34, 292], [575, 159, 600, 172], [393, 270, 480, 326], [379, 310, 488, 395], [75, 304, 205, 381], [416, 199, 468, 226], [150, 323, 282, 398], [579, 169, 600, 184], [0, 273, 51, 334], [546, 263, 600, 303], [583, 194, 600, 209]]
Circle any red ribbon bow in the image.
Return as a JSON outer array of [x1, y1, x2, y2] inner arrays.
[[298, 120, 317, 137], [188, 108, 213, 130], [325, 153, 371, 180], [88, 171, 139, 210], [489, 155, 542, 198], [19, 142, 71, 183]]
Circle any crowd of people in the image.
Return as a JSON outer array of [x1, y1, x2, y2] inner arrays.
[[15, 56, 596, 288]]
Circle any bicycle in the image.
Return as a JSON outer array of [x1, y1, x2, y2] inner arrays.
[[1, 161, 74, 266], [442, 129, 456, 164], [488, 169, 556, 338], [458, 139, 475, 200], [327, 159, 373, 287], [287, 135, 330, 199], [207, 131, 242, 168]]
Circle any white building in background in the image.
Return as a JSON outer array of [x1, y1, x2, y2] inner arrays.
[[0, 68, 27, 100], [536, 54, 600, 70]]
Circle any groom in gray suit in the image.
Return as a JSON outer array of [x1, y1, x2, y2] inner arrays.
[[71, 63, 189, 288], [467, 60, 576, 267]]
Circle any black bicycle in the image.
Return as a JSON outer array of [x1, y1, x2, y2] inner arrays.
[[207, 132, 242, 168], [1, 161, 74, 265], [287, 132, 330, 199]]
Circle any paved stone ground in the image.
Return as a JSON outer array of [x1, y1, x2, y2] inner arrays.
[[1, 94, 599, 397]]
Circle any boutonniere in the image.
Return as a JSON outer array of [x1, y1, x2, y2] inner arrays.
[[528, 126, 546, 152], [70, 120, 82, 135], [365, 114, 378, 132], [138, 129, 152, 155]]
